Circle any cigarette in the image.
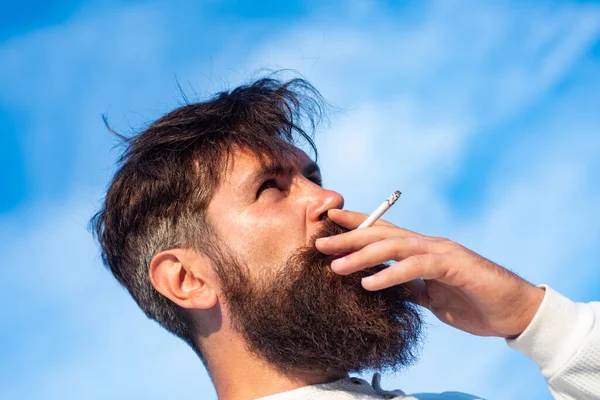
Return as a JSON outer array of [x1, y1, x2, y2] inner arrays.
[[357, 190, 401, 229]]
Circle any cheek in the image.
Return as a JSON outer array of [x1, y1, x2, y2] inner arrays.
[[229, 209, 305, 270]]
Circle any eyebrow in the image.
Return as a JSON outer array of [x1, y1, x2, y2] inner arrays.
[[302, 161, 321, 178], [243, 160, 321, 192]]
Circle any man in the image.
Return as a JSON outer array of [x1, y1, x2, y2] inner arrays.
[[92, 77, 600, 399]]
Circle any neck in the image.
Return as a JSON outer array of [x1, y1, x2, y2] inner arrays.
[[202, 332, 347, 400]]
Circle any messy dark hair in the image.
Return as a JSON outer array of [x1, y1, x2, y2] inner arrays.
[[90, 76, 326, 361]]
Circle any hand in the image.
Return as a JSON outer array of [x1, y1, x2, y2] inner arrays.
[[315, 209, 546, 339]]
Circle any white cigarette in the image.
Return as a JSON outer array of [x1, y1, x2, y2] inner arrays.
[[357, 190, 401, 229]]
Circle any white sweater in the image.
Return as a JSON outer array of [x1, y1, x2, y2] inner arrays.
[[257, 285, 600, 400]]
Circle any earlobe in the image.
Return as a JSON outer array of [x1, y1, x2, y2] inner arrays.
[[149, 250, 218, 310]]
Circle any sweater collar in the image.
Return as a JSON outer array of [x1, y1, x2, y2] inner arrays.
[[255, 373, 415, 400]]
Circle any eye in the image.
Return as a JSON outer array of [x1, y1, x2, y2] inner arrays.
[[309, 174, 323, 187], [257, 179, 279, 197]]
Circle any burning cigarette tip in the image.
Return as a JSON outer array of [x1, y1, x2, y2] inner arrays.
[[386, 190, 402, 206]]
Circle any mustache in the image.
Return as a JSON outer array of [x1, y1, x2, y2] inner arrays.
[[301, 217, 349, 267], [310, 217, 350, 258], [314, 217, 350, 240], [292, 217, 388, 280]]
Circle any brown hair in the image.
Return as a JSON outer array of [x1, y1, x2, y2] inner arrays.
[[90, 77, 326, 359]]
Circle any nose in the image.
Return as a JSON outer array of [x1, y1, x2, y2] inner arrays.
[[306, 185, 344, 223]]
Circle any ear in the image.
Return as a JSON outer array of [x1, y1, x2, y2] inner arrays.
[[149, 248, 218, 310]]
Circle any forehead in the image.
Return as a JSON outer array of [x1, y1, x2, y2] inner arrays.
[[223, 146, 313, 183]]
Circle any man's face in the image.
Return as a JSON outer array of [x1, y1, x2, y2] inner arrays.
[[207, 146, 338, 282], [205, 146, 422, 375]]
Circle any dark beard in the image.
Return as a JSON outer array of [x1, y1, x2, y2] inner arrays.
[[214, 219, 424, 376]]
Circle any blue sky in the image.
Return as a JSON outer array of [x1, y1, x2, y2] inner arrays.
[[1, 1, 599, 399]]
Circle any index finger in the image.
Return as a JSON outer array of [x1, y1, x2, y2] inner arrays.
[[327, 209, 394, 229], [327, 209, 428, 239]]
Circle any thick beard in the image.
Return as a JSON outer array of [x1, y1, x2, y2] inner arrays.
[[214, 219, 424, 376]]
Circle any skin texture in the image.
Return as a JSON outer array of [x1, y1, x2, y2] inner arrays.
[[149, 146, 545, 399]]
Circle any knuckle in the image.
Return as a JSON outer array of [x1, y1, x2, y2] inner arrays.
[[439, 238, 458, 251], [375, 225, 394, 238], [407, 236, 428, 251], [423, 252, 436, 264], [417, 253, 436, 270], [411, 254, 425, 271], [392, 237, 406, 260]]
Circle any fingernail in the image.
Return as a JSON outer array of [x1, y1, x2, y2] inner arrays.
[[362, 276, 375, 286], [330, 257, 346, 269], [315, 237, 329, 243]]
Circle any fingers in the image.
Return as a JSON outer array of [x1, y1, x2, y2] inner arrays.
[[321, 209, 457, 293], [316, 225, 412, 255], [327, 209, 430, 238], [361, 253, 449, 291], [327, 209, 393, 229], [328, 236, 431, 275]]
